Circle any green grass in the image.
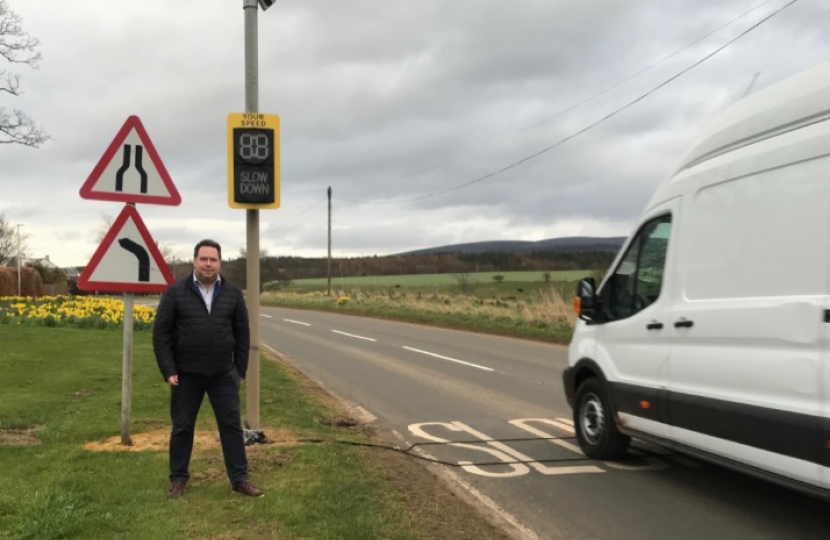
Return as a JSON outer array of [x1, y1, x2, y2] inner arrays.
[[262, 283, 578, 345], [291, 270, 590, 288], [0, 326, 428, 540]]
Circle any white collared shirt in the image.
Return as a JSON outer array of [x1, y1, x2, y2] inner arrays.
[[193, 272, 222, 313]]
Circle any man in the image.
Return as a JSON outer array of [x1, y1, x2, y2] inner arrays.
[[153, 239, 263, 498]]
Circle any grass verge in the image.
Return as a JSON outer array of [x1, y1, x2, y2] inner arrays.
[[0, 325, 492, 540], [261, 285, 577, 344]]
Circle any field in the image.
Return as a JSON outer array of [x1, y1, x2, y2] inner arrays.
[[262, 285, 579, 344], [259, 269, 595, 344], [291, 270, 590, 288]]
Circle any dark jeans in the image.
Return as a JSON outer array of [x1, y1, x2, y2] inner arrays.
[[169, 369, 248, 485]]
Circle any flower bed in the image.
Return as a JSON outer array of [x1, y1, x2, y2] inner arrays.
[[0, 295, 155, 330]]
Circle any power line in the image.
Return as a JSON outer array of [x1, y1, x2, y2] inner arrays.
[[364, 0, 776, 191], [262, 195, 326, 236], [336, 0, 799, 205]]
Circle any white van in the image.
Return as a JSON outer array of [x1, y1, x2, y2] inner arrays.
[[564, 61, 830, 499]]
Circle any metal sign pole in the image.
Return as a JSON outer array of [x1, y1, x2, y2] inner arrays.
[[244, 0, 261, 430], [121, 290, 134, 445]]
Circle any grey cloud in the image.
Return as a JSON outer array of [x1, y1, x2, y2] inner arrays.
[[3, 0, 827, 265]]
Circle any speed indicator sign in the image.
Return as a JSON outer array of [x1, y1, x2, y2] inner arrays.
[[227, 113, 280, 209]]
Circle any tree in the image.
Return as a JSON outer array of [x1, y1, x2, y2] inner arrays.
[[542, 271, 551, 283], [0, 213, 28, 263], [453, 272, 474, 295], [29, 260, 65, 285], [1, 1, 48, 147], [238, 247, 269, 259], [95, 213, 114, 243], [262, 269, 293, 292], [492, 274, 505, 283], [156, 241, 179, 263]]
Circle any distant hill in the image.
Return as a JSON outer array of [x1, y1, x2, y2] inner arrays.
[[397, 236, 626, 255]]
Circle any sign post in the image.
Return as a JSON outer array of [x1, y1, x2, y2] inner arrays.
[[121, 289, 134, 446], [79, 116, 178, 445], [227, 0, 281, 436]]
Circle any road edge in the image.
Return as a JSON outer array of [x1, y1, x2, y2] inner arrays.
[[260, 342, 546, 540]]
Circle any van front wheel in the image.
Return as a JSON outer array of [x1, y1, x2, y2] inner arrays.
[[574, 378, 630, 459]]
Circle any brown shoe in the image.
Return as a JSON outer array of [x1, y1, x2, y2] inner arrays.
[[167, 481, 186, 498], [232, 480, 264, 498]]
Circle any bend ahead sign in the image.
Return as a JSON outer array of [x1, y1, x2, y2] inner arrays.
[[227, 112, 280, 209]]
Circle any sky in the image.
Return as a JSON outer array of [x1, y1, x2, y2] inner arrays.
[[1, 0, 828, 267]]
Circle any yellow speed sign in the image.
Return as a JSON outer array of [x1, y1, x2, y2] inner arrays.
[[227, 112, 280, 209]]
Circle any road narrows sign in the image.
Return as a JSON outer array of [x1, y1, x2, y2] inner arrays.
[[80, 116, 181, 206], [78, 205, 174, 293]]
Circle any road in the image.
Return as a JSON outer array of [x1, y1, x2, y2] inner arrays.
[[254, 306, 828, 539]]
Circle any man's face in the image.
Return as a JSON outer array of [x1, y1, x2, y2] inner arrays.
[[194, 246, 221, 284]]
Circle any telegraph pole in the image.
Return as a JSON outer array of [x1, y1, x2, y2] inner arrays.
[[327, 187, 332, 297], [16, 224, 21, 297], [244, 0, 261, 430]]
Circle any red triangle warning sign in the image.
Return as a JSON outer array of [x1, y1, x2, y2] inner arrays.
[[79, 116, 181, 206], [78, 205, 175, 293]]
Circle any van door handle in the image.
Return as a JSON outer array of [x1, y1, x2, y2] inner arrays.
[[646, 322, 663, 330], [674, 319, 694, 329]]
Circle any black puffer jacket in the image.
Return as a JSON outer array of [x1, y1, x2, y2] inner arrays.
[[153, 275, 250, 381]]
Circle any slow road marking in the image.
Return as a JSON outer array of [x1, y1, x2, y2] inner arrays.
[[402, 346, 494, 372], [407, 417, 694, 478]]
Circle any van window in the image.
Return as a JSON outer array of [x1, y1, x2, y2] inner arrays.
[[605, 215, 672, 320]]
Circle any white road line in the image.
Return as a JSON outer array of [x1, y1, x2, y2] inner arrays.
[[283, 319, 311, 326], [260, 314, 273, 318], [402, 346, 494, 372], [332, 330, 377, 342]]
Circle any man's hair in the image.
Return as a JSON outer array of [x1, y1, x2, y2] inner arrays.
[[194, 239, 222, 260]]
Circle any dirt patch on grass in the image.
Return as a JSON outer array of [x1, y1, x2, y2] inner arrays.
[[187, 528, 280, 540], [318, 416, 357, 427], [83, 428, 298, 452], [0, 426, 41, 446]]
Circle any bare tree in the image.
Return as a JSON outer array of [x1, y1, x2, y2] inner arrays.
[[237, 247, 269, 260], [95, 213, 114, 243], [156, 240, 180, 264], [453, 272, 475, 295], [0, 213, 28, 263], [0, 1, 48, 147]]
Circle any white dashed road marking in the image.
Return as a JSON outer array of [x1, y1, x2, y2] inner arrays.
[[260, 314, 273, 318], [402, 346, 494, 372], [332, 330, 377, 342], [283, 319, 311, 326]]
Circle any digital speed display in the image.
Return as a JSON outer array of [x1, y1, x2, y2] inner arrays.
[[227, 112, 280, 210], [233, 128, 275, 204], [238, 131, 271, 163]]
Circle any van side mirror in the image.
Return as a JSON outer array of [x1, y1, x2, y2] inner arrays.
[[574, 278, 599, 321]]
